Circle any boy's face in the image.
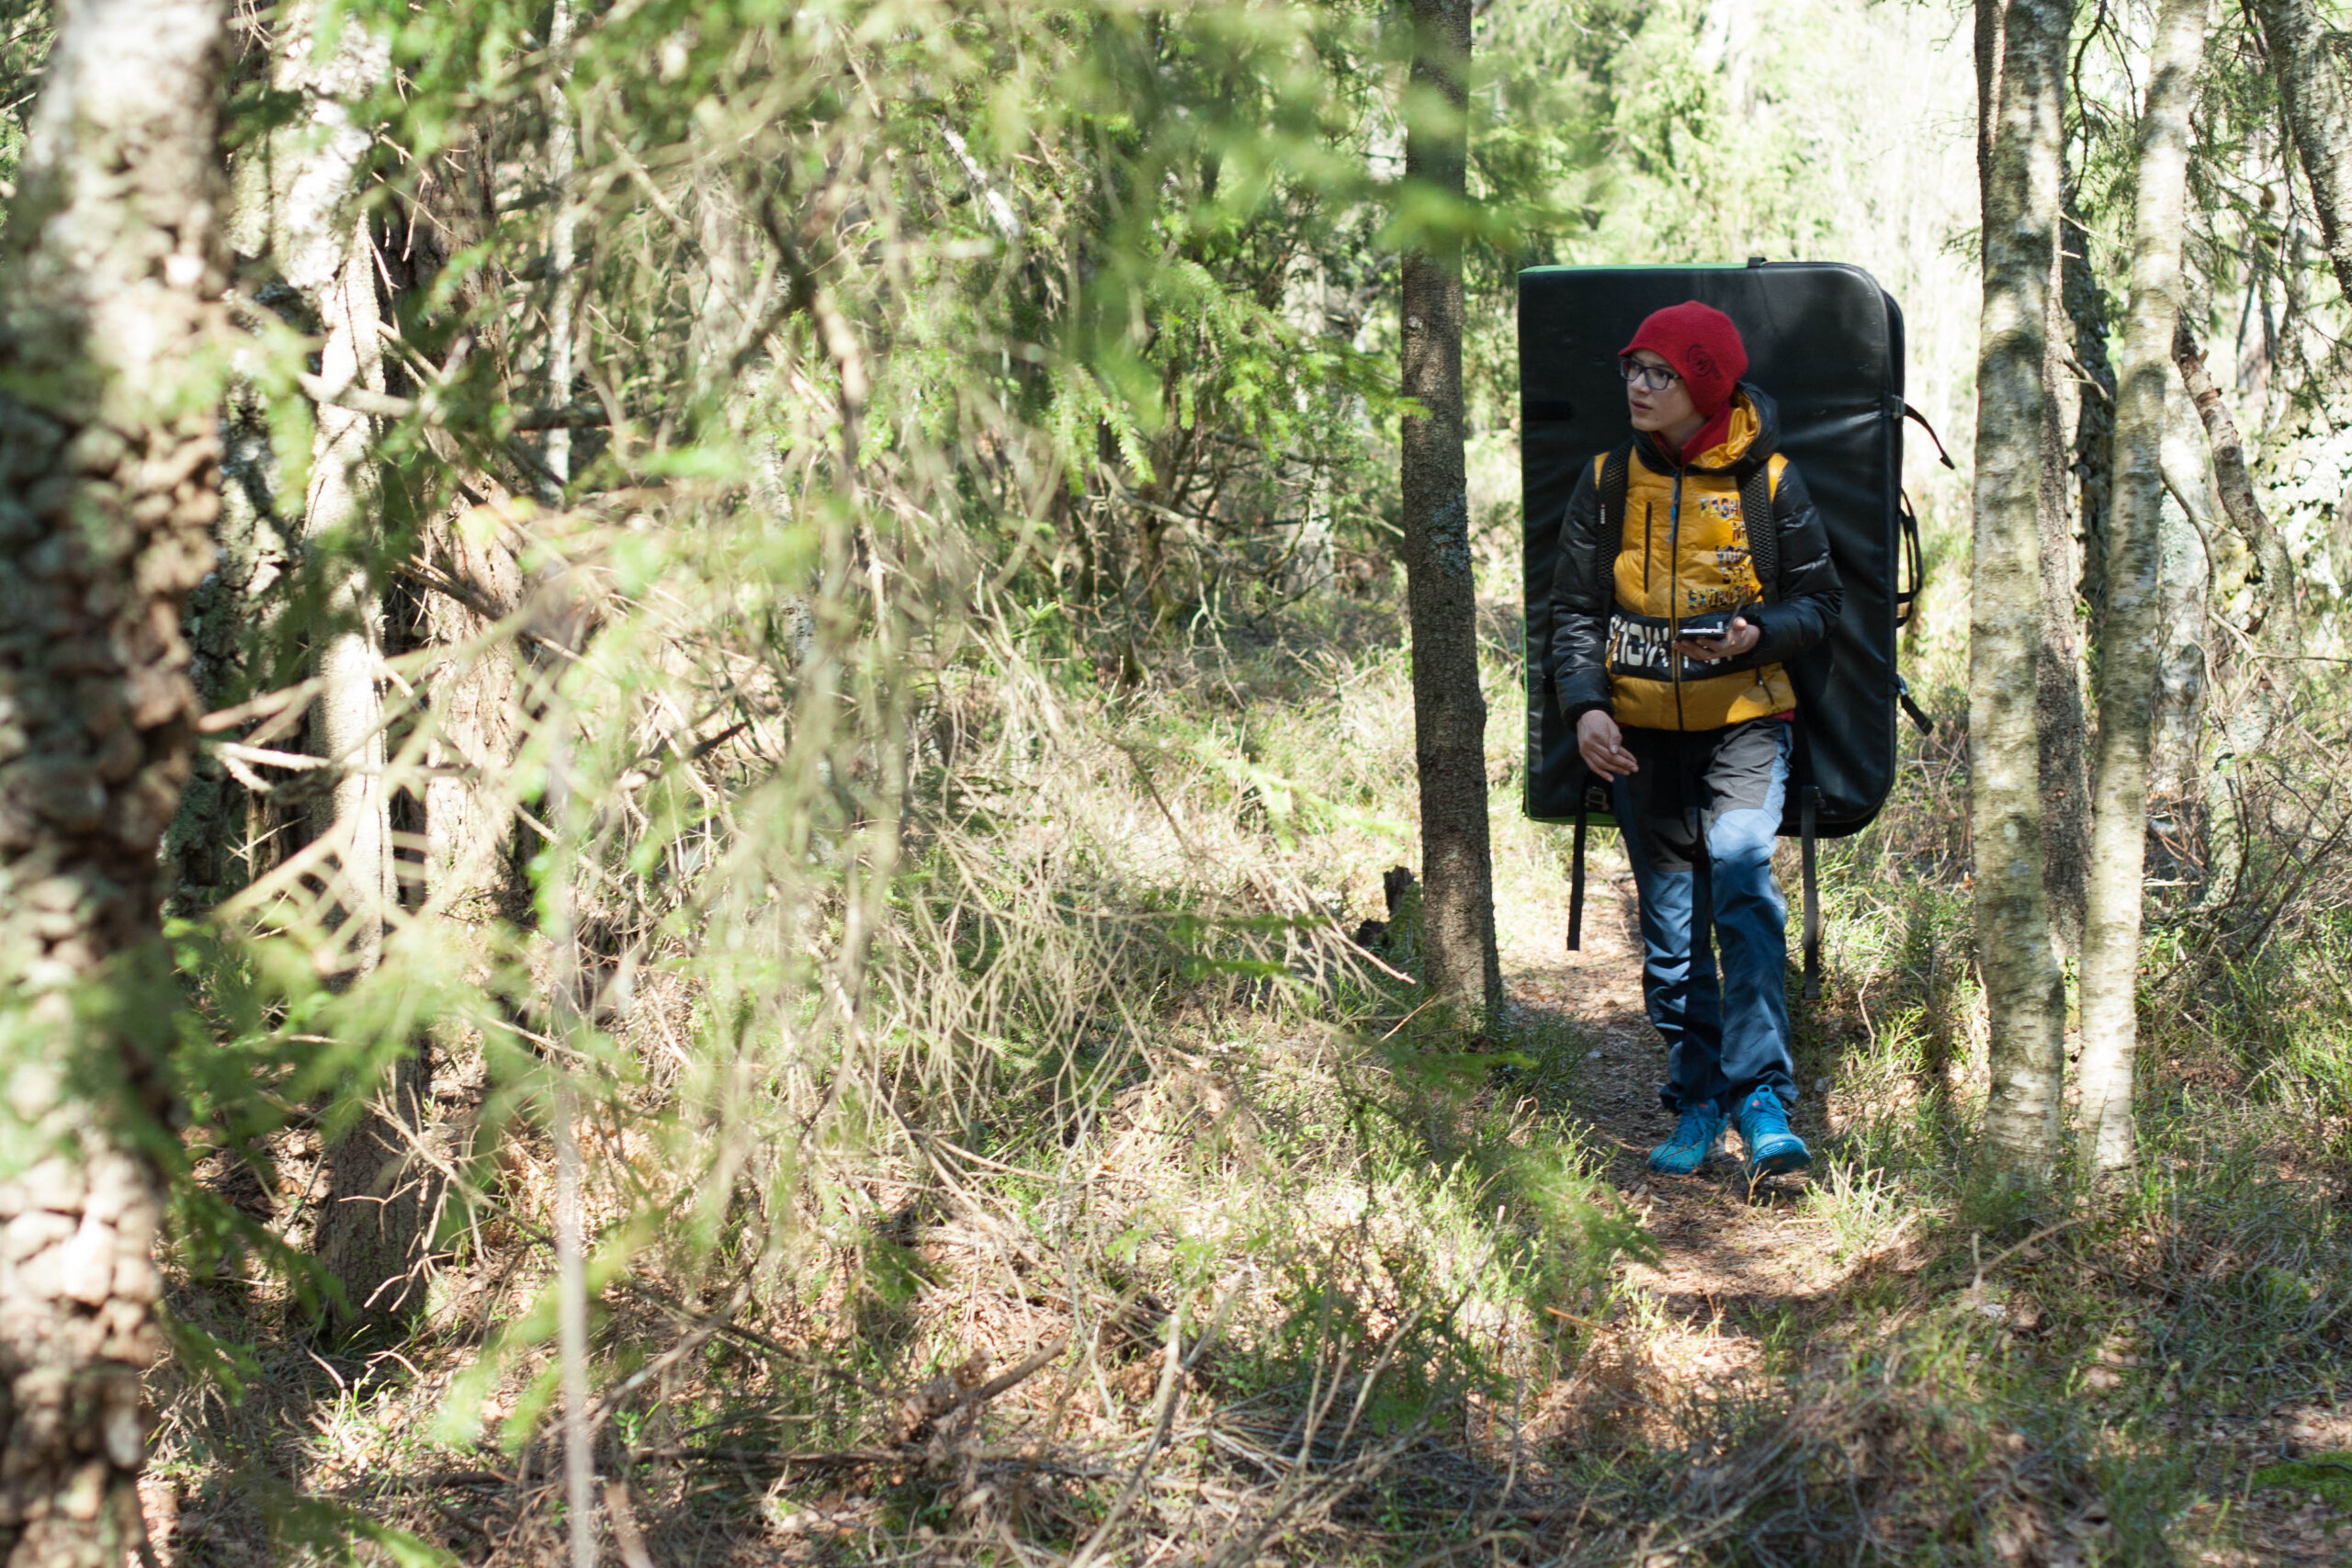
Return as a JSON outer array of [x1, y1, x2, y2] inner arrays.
[[1624, 349, 1700, 436]]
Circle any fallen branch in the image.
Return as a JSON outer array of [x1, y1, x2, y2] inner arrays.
[[297, 370, 613, 433]]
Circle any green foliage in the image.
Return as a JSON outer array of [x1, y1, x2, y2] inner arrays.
[[28, 0, 2350, 1557]]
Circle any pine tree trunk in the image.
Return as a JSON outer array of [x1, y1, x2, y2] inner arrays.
[[2252, 0, 2352, 307], [2079, 0, 2207, 1176], [420, 525, 524, 922], [165, 388, 291, 913], [1970, 0, 2073, 1178], [0, 0, 229, 1557], [1398, 0, 1500, 1021]]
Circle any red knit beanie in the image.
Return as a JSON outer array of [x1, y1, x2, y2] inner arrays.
[[1621, 301, 1748, 419]]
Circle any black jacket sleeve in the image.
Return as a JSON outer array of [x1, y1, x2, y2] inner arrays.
[[1546, 457, 1612, 722], [1743, 460, 1843, 666]]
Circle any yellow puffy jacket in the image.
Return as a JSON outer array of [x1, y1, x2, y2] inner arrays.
[[1548, 385, 1844, 733]]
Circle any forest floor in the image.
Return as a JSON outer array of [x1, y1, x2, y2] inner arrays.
[[146, 871, 2352, 1568], [1493, 839, 2352, 1568], [143, 611, 2352, 1566], [1504, 855, 1836, 1427], [148, 847, 2352, 1567]]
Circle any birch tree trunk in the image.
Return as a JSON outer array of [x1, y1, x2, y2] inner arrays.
[[0, 0, 228, 1557], [2066, 194, 2118, 631], [1398, 0, 1500, 1022], [242, 2, 430, 1333], [303, 231, 432, 1332], [2172, 323, 2283, 911], [539, 10, 600, 1563], [2172, 323, 2291, 619], [2252, 0, 2352, 307], [1983, 0, 2090, 956], [1974, 0, 2004, 223], [2152, 392, 2211, 802], [1970, 0, 2073, 1178], [2079, 0, 2207, 1176], [300, 231, 390, 979], [2037, 276, 2092, 952]]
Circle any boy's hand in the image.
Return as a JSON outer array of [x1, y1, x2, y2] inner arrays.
[[1672, 615, 1759, 663], [1577, 710, 1638, 781]]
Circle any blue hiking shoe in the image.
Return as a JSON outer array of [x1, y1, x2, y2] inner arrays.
[[1647, 1105, 1725, 1176], [1735, 1087, 1811, 1177]]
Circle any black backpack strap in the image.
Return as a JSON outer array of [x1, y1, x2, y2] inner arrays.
[[1739, 462, 1778, 604], [1800, 779, 1822, 1001], [1566, 442, 1634, 956], [1597, 441, 1633, 594], [1566, 805, 1588, 952], [1773, 696, 1821, 1004]]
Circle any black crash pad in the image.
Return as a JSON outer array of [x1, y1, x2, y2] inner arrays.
[[1519, 261, 1914, 839]]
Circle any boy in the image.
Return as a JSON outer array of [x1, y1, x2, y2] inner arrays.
[[1548, 301, 1842, 1178]]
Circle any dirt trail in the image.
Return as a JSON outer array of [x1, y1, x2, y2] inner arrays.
[[1500, 852, 1830, 1370], [1492, 852, 2352, 1562]]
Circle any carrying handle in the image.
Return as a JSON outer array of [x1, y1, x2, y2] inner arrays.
[[1894, 490, 1927, 630], [1904, 403, 1957, 469]]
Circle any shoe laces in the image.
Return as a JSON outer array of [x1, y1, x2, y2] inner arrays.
[[1670, 1106, 1720, 1147]]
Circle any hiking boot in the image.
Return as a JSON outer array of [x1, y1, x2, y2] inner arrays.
[[1735, 1087, 1811, 1177], [1647, 1105, 1724, 1176]]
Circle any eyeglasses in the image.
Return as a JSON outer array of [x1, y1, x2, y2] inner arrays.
[[1619, 360, 1682, 392]]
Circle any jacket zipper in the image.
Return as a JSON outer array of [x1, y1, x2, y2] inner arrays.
[[1667, 468, 1685, 731], [1643, 501, 1653, 594]]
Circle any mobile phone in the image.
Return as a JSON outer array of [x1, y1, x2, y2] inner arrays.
[[1679, 611, 1734, 641]]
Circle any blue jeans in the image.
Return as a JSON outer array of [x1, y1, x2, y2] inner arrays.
[[1611, 719, 1798, 1116]]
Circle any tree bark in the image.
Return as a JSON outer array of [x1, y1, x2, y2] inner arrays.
[[307, 226, 433, 1334], [164, 389, 291, 914], [1970, 0, 2072, 1179], [2037, 271, 2092, 953], [2079, 0, 2207, 1176], [2251, 0, 2352, 307], [1398, 0, 1500, 1021], [301, 227, 391, 979], [2151, 388, 2211, 802], [2066, 194, 2118, 630], [2173, 322, 2291, 624], [1984, 0, 2091, 954], [2172, 322, 2282, 912], [241, 1, 431, 1335], [1975, 0, 2004, 247], [0, 0, 229, 1558]]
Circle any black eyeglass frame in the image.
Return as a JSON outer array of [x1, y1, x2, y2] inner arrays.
[[1618, 358, 1683, 392]]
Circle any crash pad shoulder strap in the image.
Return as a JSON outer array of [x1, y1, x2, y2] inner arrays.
[[1597, 441, 1634, 595], [1742, 452, 1786, 604], [1567, 441, 1637, 959]]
